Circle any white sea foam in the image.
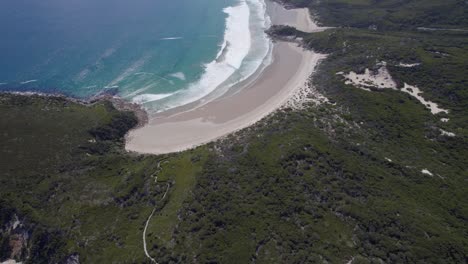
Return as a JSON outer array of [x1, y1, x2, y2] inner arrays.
[[221, 0, 272, 92], [134, 72, 154, 76], [153, 74, 172, 83], [0, 83, 6, 86], [108, 55, 149, 86], [102, 47, 117, 58], [161, 37, 183, 40], [123, 83, 159, 98], [20, 79, 38, 85], [149, 0, 251, 110], [75, 46, 118, 82], [147, 0, 272, 112], [132, 93, 174, 104], [169, 72, 186, 81]]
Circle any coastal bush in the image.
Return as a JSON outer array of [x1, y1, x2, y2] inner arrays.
[[281, 0, 468, 30], [0, 94, 165, 262], [145, 1, 468, 262], [89, 110, 138, 142]]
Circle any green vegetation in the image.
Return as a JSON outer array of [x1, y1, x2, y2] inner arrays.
[[301, 28, 468, 132], [149, 1, 467, 262], [280, 0, 468, 30], [1, 0, 467, 263], [154, 105, 467, 262], [0, 94, 206, 263]]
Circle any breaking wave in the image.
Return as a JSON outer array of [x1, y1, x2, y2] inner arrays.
[[140, 0, 272, 113]]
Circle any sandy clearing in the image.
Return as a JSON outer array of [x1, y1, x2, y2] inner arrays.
[[266, 1, 331, 32], [339, 63, 449, 115], [421, 169, 433, 176], [400, 83, 449, 115]]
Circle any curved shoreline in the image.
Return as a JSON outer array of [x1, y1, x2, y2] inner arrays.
[[143, 0, 271, 113], [125, 3, 327, 155]]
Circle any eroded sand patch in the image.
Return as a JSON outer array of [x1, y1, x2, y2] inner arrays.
[[338, 62, 449, 115]]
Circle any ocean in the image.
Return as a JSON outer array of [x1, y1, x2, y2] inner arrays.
[[0, 0, 271, 113]]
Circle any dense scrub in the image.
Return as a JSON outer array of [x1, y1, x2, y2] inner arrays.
[[149, 100, 467, 262], [279, 0, 468, 30], [0, 94, 170, 263]]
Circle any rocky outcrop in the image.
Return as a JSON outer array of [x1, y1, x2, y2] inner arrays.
[[0, 214, 29, 263]]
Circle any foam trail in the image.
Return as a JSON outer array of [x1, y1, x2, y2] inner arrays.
[[169, 72, 186, 81], [0, 83, 6, 86], [123, 83, 158, 98], [134, 72, 154, 76], [133, 93, 175, 104], [108, 55, 149, 86], [153, 74, 172, 83], [161, 37, 183, 40], [20, 80, 38, 85], [75, 46, 118, 82]]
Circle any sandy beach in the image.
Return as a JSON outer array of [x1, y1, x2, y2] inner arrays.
[[125, 2, 326, 154], [266, 1, 324, 32]]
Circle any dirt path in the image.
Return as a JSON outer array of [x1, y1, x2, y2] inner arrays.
[[143, 183, 170, 263]]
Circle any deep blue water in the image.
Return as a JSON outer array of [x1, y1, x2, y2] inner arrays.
[[0, 1, 230, 96]]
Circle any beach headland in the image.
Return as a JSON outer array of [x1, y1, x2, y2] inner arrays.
[[125, 1, 328, 154]]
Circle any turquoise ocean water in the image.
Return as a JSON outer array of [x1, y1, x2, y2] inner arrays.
[[0, 0, 271, 113]]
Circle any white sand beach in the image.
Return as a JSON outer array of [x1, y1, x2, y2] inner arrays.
[[125, 2, 327, 154], [266, 1, 329, 32]]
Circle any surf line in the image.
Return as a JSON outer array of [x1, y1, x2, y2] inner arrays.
[[143, 183, 170, 263]]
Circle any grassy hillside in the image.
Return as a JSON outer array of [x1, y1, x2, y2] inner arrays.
[[0, 94, 210, 263]]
